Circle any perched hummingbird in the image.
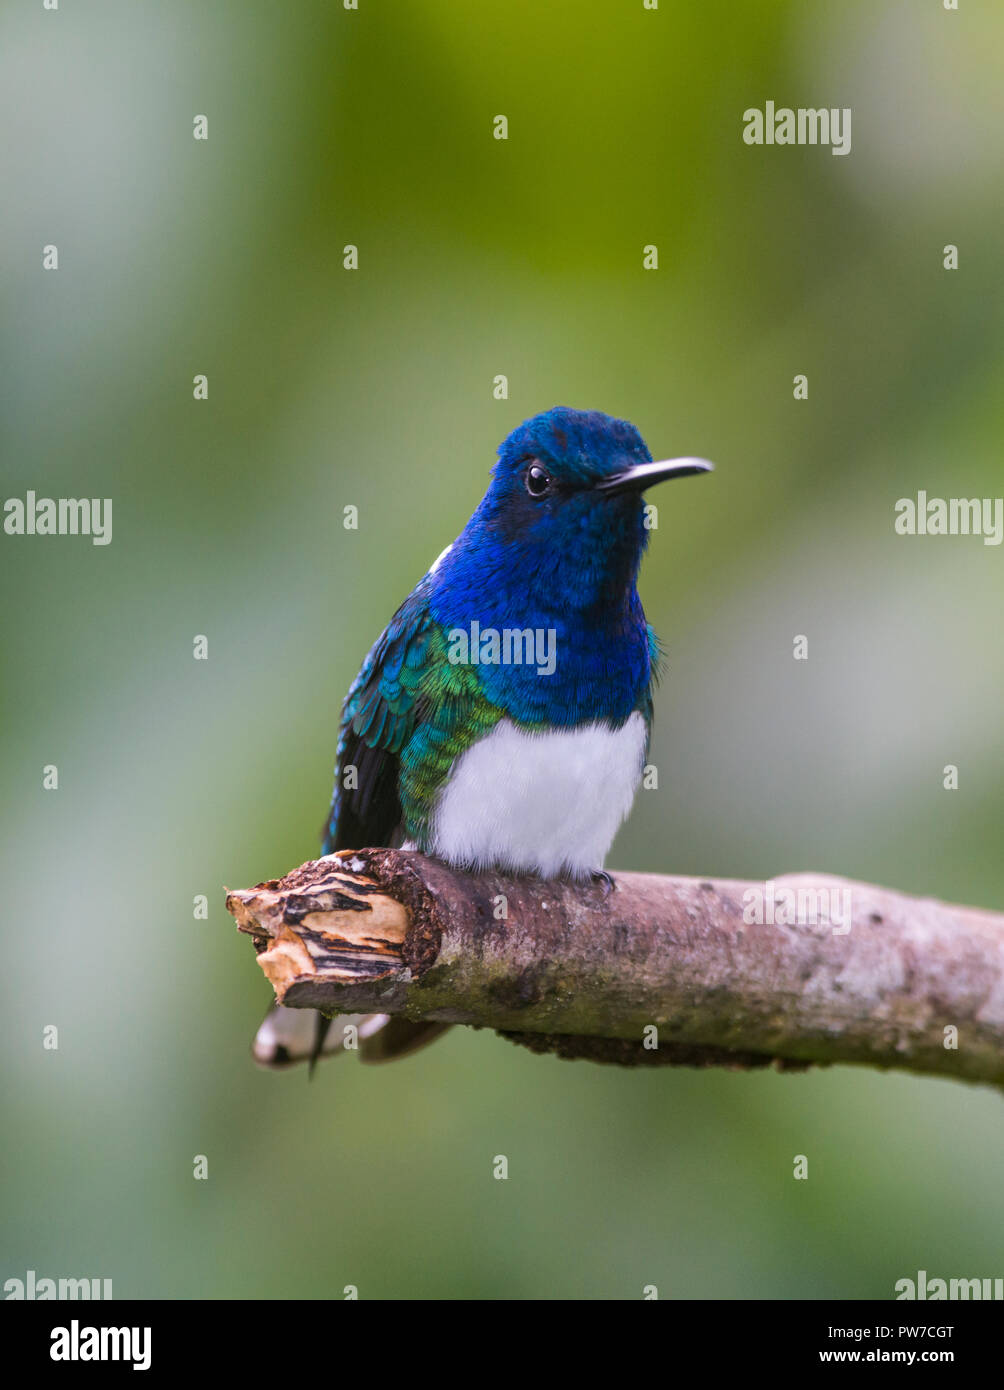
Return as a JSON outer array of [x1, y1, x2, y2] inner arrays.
[[254, 407, 712, 1068]]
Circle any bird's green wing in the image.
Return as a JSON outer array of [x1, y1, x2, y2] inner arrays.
[[323, 579, 501, 853], [322, 582, 433, 852], [636, 622, 663, 741]]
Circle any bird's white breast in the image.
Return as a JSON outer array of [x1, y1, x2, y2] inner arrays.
[[429, 713, 647, 880]]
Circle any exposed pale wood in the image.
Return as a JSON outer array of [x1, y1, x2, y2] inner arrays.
[[227, 855, 408, 996]]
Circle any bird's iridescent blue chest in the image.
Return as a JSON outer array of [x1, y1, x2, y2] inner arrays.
[[426, 511, 652, 728]]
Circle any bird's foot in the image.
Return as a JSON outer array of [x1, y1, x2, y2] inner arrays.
[[591, 869, 615, 897]]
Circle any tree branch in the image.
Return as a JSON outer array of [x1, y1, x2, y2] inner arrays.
[[224, 849, 1004, 1085]]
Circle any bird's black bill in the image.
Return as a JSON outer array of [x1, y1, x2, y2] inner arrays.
[[595, 457, 714, 496]]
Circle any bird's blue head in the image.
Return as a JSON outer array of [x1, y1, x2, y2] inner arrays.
[[427, 408, 712, 723], [464, 407, 711, 611]]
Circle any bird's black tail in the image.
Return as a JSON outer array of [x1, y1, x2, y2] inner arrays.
[[252, 1004, 449, 1070]]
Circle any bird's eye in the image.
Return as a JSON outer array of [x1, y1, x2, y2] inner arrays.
[[524, 463, 552, 497]]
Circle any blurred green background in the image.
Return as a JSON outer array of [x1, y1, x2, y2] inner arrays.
[[2, 0, 1003, 1300]]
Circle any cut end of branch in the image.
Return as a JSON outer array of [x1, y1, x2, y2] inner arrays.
[[225, 852, 409, 1004]]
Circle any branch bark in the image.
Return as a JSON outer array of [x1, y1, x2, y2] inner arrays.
[[224, 849, 1004, 1086]]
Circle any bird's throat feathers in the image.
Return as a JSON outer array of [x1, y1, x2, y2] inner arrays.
[[427, 493, 651, 726], [443, 487, 648, 613]]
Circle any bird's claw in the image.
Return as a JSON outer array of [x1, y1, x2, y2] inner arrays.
[[591, 869, 615, 897]]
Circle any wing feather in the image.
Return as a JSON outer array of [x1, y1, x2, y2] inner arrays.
[[322, 582, 434, 853]]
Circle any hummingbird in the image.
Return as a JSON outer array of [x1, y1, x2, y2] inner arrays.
[[253, 407, 712, 1068]]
